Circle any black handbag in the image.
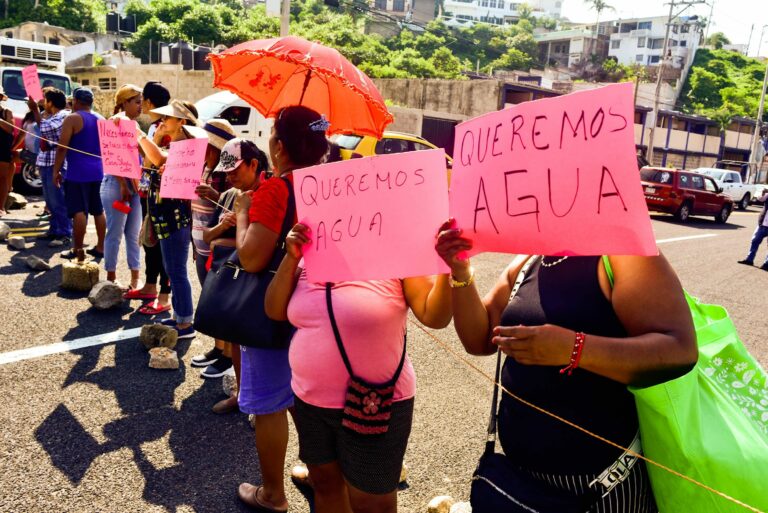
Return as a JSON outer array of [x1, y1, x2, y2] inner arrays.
[[193, 177, 296, 349], [470, 257, 595, 513]]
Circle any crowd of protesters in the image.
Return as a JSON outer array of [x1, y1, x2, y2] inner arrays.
[[1, 79, 699, 513]]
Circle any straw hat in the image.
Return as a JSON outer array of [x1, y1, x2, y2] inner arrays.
[[198, 118, 236, 150], [151, 99, 198, 124], [114, 84, 142, 108]]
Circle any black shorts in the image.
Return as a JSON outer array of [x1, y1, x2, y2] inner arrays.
[[293, 396, 414, 495], [64, 180, 104, 218]]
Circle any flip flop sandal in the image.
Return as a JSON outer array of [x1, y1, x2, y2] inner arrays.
[[124, 288, 159, 300], [237, 484, 288, 513], [138, 300, 171, 315]]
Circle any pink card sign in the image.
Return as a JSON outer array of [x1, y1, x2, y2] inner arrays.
[[22, 65, 44, 102], [294, 150, 451, 283], [159, 138, 208, 200], [449, 82, 657, 257], [97, 119, 141, 179]]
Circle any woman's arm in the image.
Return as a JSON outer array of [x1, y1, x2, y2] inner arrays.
[[0, 109, 13, 134], [491, 254, 698, 387], [137, 133, 167, 167], [265, 223, 308, 321], [203, 211, 236, 246], [402, 275, 453, 329], [234, 192, 279, 273]]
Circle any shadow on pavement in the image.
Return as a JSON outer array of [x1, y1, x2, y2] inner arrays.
[[35, 330, 264, 512], [650, 214, 745, 231]]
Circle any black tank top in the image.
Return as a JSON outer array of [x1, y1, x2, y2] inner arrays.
[[498, 256, 638, 474], [0, 108, 13, 158]]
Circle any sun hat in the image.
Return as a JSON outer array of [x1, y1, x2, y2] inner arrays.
[[214, 138, 261, 173], [200, 118, 236, 150], [114, 84, 142, 108], [151, 99, 198, 124]]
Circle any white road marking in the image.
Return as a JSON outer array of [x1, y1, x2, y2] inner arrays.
[[0, 328, 142, 366], [656, 234, 718, 244]]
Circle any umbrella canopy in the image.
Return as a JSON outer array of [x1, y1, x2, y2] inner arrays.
[[209, 36, 393, 139]]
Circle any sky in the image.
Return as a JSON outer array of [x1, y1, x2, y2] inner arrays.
[[561, 0, 768, 57]]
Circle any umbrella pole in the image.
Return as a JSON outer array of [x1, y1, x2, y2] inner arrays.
[[298, 69, 312, 105]]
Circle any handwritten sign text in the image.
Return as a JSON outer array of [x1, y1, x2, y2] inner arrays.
[[160, 138, 208, 200], [22, 65, 44, 103], [97, 119, 141, 179]]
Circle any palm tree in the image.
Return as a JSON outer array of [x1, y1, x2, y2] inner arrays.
[[585, 0, 614, 37]]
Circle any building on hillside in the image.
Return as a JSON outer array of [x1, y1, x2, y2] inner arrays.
[[607, 15, 702, 68], [4, 21, 123, 67], [534, 28, 607, 68], [442, 0, 562, 28], [366, 0, 436, 37]]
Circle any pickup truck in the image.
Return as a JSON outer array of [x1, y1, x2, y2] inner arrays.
[[693, 168, 767, 210]]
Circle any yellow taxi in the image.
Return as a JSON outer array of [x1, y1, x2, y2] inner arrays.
[[332, 132, 453, 166]]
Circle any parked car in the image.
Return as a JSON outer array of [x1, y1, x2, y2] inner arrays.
[[640, 167, 733, 223], [693, 167, 764, 210], [195, 91, 272, 152], [332, 131, 453, 165]]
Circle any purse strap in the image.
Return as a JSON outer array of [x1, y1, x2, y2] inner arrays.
[[325, 282, 407, 386], [485, 256, 539, 455]]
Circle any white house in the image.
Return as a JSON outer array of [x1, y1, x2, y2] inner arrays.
[[443, 0, 563, 28], [607, 15, 701, 68]]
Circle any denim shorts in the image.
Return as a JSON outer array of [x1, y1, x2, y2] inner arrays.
[[238, 346, 294, 415], [64, 180, 104, 217]]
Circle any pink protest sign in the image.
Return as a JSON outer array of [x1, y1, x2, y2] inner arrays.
[[97, 119, 141, 179], [449, 82, 657, 257], [294, 150, 451, 282], [159, 138, 208, 200], [22, 65, 44, 102]]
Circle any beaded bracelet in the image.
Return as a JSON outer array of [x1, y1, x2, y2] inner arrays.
[[560, 331, 586, 376]]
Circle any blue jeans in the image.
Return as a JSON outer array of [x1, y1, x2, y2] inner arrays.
[[159, 226, 193, 324], [745, 225, 768, 266], [100, 176, 142, 273], [40, 165, 71, 237]]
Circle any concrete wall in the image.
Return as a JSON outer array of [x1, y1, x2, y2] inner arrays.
[[371, 79, 503, 119]]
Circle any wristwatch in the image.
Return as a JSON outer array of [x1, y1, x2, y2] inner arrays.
[[449, 267, 475, 288]]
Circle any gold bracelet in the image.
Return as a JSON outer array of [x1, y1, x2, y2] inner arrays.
[[449, 267, 475, 288]]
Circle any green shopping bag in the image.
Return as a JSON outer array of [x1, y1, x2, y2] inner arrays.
[[602, 256, 768, 513]]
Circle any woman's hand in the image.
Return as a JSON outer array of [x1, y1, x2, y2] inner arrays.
[[285, 223, 311, 260], [234, 190, 251, 214], [221, 212, 237, 227], [435, 218, 473, 279], [492, 324, 573, 366], [195, 184, 219, 202], [119, 182, 131, 203]]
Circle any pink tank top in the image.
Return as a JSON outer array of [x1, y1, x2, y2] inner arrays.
[[287, 270, 415, 409]]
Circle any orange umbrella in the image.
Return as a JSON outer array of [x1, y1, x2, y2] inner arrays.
[[209, 36, 393, 139]]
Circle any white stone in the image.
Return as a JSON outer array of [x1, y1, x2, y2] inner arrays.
[[25, 255, 51, 271], [0, 222, 10, 241], [88, 281, 125, 310], [7, 235, 26, 250], [148, 347, 179, 369], [4, 192, 27, 210], [222, 372, 238, 397], [428, 496, 455, 513], [450, 502, 472, 513], [140, 324, 178, 350]]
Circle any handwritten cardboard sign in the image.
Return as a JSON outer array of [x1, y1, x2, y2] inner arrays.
[[449, 82, 657, 257], [159, 138, 208, 200], [97, 119, 141, 179], [22, 65, 44, 102], [294, 150, 450, 282]]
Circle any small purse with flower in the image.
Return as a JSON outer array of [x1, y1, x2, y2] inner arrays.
[[325, 283, 406, 436]]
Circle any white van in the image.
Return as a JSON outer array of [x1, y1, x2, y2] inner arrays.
[[195, 91, 272, 152], [0, 66, 73, 119]]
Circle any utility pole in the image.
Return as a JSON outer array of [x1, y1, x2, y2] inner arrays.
[[746, 24, 754, 56], [748, 60, 768, 183], [280, 0, 290, 36], [757, 25, 768, 58], [704, 0, 714, 41], [645, 0, 706, 164]]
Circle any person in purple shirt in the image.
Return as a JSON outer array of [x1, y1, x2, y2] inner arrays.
[[53, 87, 106, 262]]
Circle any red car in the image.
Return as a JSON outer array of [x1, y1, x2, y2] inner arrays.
[[640, 167, 733, 224]]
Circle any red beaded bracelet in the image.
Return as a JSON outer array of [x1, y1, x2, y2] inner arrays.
[[560, 332, 586, 376]]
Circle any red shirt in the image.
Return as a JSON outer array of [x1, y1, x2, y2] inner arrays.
[[248, 174, 296, 233]]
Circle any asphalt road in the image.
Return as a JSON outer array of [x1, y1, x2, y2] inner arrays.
[[0, 198, 766, 513]]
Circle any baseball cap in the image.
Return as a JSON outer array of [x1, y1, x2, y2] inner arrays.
[[73, 87, 94, 105], [215, 138, 260, 173]]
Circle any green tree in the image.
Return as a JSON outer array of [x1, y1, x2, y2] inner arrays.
[[687, 68, 733, 110], [430, 47, 464, 78], [125, 17, 174, 63], [705, 32, 730, 50], [488, 47, 532, 72], [584, 0, 613, 37]]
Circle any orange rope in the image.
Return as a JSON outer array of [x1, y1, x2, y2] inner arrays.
[[408, 320, 764, 513]]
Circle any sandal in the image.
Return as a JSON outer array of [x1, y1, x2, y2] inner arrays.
[[124, 288, 158, 300], [237, 483, 288, 512], [138, 300, 171, 315]]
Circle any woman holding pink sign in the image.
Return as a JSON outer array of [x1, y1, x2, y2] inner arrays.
[[100, 84, 143, 288], [0, 88, 15, 217]]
